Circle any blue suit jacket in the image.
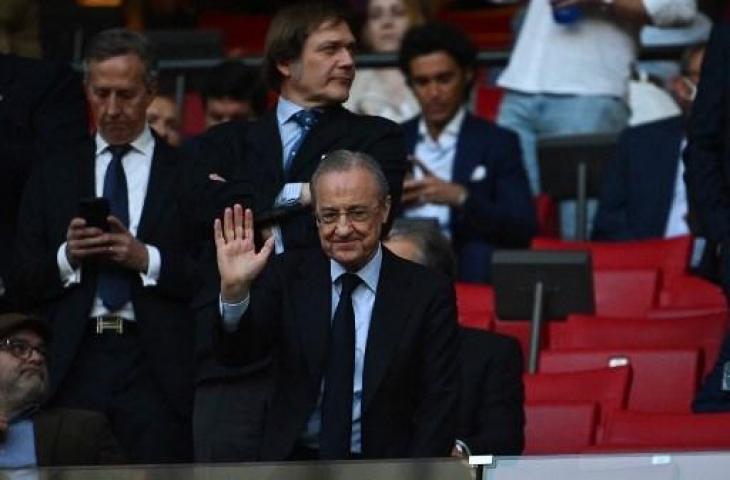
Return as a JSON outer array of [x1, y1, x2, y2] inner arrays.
[[592, 116, 685, 241], [402, 113, 536, 283]]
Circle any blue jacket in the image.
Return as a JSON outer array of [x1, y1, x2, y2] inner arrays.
[[402, 113, 536, 282]]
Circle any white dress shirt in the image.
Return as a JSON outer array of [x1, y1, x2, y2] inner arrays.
[[56, 126, 161, 321], [498, 0, 696, 99], [403, 108, 466, 236], [221, 245, 383, 454], [664, 139, 690, 238]]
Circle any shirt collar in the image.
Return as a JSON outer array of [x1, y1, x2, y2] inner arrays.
[[418, 106, 466, 144], [330, 243, 382, 294], [95, 124, 155, 157], [276, 96, 305, 127]]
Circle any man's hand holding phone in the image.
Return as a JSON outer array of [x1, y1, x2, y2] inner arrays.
[[402, 155, 467, 207]]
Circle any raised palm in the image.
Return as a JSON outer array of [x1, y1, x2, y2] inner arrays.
[[214, 204, 274, 302]]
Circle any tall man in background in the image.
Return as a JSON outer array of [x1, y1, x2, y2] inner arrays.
[[12, 29, 200, 463]]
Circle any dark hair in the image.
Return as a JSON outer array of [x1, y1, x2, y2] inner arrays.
[[202, 60, 267, 117], [398, 22, 476, 81], [83, 28, 159, 88], [263, 2, 351, 91], [387, 219, 457, 279], [310, 149, 390, 206]]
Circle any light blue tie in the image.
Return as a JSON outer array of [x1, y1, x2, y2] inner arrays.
[[285, 109, 320, 176]]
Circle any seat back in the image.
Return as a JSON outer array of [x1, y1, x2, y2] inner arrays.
[[539, 348, 701, 412], [531, 236, 692, 285], [553, 313, 727, 376], [600, 410, 730, 450], [593, 269, 659, 316], [524, 402, 597, 454], [455, 282, 495, 330], [525, 366, 630, 433]]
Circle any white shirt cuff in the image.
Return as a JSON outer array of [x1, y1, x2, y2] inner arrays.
[[274, 182, 303, 207], [219, 293, 250, 332], [140, 245, 161, 286], [57, 242, 81, 287], [642, 0, 696, 27], [271, 225, 285, 254]]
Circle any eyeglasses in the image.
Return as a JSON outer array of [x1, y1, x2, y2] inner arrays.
[[314, 205, 380, 225], [0, 339, 47, 361]]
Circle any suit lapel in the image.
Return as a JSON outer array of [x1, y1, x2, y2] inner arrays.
[[651, 117, 685, 233], [137, 138, 175, 240], [363, 249, 411, 409], [248, 110, 284, 187], [294, 252, 333, 376], [287, 106, 349, 181], [452, 114, 480, 185]]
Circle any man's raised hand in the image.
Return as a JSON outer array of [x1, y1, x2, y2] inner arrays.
[[214, 204, 275, 303]]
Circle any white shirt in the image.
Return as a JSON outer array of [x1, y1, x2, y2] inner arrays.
[[56, 126, 161, 321], [403, 108, 466, 235], [221, 245, 383, 454], [664, 139, 690, 238], [498, 0, 696, 99]]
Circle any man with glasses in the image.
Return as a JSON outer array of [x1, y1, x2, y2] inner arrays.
[[209, 150, 458, 461], [0, 313, 123, 467]]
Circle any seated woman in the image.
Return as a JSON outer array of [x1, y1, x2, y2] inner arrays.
[[345, 0, 424, 122]]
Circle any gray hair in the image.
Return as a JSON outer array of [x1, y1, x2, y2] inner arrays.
[[387, 219, 457, 279], [310, 150, 390, 206], [83, 28, 159, 88]]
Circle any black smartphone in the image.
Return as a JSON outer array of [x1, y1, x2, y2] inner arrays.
[[78, 197, 110, 231]]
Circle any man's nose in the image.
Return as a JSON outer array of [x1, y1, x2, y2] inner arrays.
[[27, 348, 45, 365], [338, 48, 354, 68], [106, 94, 120, 116]]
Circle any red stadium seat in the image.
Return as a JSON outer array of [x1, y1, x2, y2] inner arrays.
[[531, 236, 692, 285], [524, 402, 598, 454], [552, 314, 727, 376], [493, 320, 561, 365], [455, 283, 495, 330], [198, 12, 271, 54], [593, 269, 659, 317], [539, 348, 701, 413], [658, 274, 726, 309], [596, 410, 730, 451], [534, 194, 559, 239], [524, 366, 630, 433]]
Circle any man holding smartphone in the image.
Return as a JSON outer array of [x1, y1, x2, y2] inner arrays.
[[11, 29, 199, 463]]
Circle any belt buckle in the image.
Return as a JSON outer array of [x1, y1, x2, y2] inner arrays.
[[95, 316, 124, 334]]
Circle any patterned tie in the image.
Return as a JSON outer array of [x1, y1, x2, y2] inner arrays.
[[320, 272, 361, 459], [98, 144, 132, 311], [285, 109, 320, 176]]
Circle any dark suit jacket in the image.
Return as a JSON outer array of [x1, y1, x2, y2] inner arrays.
[[0, 55, 88, 306], [212, 247, 459, 460], [189, 104, 408, 251], [683, 21, 730, 289], [11, 136, 200, 417], [402, 113, 537, 283], [186, 104, 408, 386], [458, 328, 525, 455], [593, 116, 685, 241], [34, 408, 125, 466]]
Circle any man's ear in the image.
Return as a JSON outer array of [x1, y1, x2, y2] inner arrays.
[[276, 60, 292, 79], [381, 195, 392, 223]]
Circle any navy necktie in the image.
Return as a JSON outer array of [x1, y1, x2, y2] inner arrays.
[[285, 109, 320, 175], [320, 272, 361, 459], [98, 144, 132, 311]]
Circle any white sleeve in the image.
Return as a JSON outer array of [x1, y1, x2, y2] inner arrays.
[[642, 0, 696, 27], [274, 183, 304, 207], [219, 293, 251, 332], [140, 244, 161, 286], [57, 242, 82, 287]]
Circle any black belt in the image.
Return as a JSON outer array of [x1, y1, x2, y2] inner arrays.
[[89, 316, 137, 335]]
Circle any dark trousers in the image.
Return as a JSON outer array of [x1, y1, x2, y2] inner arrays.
[[193, 368, 273, 462], [52, 329, 192, 463]]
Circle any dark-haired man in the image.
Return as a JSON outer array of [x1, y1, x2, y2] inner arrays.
[[189, 2, 407, 462], [202, 60, 267, 128], [211, 150, 458, 461], [12, 28, 200, 463], [398, 22, 536, 283]]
